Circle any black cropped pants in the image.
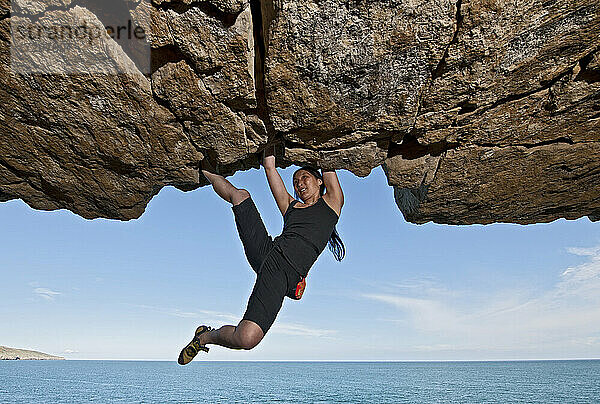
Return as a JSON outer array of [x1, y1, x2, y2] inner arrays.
[[231, 196, 302, 334]]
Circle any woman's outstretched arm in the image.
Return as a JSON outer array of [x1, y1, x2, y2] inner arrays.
[[262, 145, 294, 216], [322, 170, 344, 215]]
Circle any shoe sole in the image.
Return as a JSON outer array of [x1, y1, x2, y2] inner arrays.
[[177, 326, 211, 365]]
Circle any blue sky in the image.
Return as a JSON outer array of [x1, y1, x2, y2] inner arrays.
[[1, 165, 599, 361]]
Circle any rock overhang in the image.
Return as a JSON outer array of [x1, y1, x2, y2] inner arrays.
[[0, 0, 598, 224]]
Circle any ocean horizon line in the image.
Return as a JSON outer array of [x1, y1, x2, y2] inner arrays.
[[33, 358, 600, 363]]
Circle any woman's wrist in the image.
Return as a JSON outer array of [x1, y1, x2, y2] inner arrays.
[[262, 154, 276, 169]]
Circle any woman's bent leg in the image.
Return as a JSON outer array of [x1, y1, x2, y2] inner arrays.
[[198, 258, 286, 351], [201, 160, 249, 206], [197, 320, 264, 350], [202, 159, 272, 268], [232, 196, 274, 273], [195, 160, 280, 352]]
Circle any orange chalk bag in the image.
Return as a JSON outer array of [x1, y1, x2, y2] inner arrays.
[[292, 276, 306, 300]]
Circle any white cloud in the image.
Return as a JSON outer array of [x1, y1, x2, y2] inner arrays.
[[566, 246, 600, 257], [583, 337, 600, 346], [195, 309, 240, 322], [34, 287, 61, 301], [165, 309, 200, 318], [271, 321, 337, 338], [362, 293, 459, 332], [362, 245, 600, 355], [390, 278, 460, 298], [63, 349, 79, 354], [133, 304, 239, 323], [133, 304, 336, 338]]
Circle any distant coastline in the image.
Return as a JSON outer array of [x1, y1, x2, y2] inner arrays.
[[0, 345, 64, 360]]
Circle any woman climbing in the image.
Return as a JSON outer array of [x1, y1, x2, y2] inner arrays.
[[178, 143, 345, 365]]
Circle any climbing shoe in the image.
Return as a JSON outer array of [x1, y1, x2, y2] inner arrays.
[[177, 325, 212, 365]]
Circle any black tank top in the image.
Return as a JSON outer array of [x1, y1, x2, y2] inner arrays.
[[273, 196, 339, 277]]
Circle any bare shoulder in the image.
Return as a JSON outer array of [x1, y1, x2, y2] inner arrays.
[[322, 193, 342, 218]]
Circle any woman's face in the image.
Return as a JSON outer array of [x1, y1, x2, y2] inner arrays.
[[293, 170, 322, 201]]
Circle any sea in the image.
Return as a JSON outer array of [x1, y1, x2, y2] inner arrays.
[[1, 360, 599, 403]]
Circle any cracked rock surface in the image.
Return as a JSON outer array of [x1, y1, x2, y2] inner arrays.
[[0, 0, 599, 224]]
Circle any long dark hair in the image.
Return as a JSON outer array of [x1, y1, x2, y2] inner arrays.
[[293, 166, 346, 262]]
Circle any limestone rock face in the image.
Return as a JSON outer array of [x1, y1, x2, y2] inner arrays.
[[151, 0, 247, 15], [0, 0, 599, 224], [10, 0, 73, 15], [386, 142, 600, 224], [0, 8, 201, 220], [0, 0, 9, 17], [266, 0, 456, 135], [383, 0, 600, 224]]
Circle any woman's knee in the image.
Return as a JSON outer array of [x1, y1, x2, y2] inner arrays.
[[236, 320, 264, 349], [238, 333, 263, 350], [231, 189, 251, 206]]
